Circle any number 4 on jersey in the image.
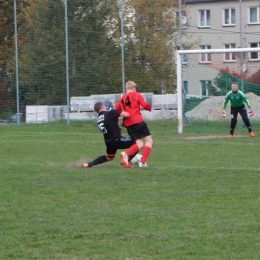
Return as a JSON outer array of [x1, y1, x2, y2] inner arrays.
[[121, 96, 131, 109]]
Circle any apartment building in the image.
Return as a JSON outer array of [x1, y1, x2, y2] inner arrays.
[[179, 0, 260, 96]]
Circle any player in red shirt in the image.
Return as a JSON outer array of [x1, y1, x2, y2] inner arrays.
[[114, 80, 153, 168]]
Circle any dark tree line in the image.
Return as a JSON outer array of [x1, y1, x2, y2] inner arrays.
[[0, 0, 179, 116]]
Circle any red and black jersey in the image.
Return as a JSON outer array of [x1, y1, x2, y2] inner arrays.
[[114, 92, 151, 127], [96, 109, 122, 143]]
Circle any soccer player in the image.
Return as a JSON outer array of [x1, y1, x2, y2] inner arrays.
[[222, 82, 255, 138], [114, 80, 153, 168], [82, 102, 137, 168]]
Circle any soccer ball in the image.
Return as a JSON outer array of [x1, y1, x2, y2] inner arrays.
[[130, 153, 148, 167]]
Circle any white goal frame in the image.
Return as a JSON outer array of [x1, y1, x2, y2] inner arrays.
[[176, 47, 260, 134]]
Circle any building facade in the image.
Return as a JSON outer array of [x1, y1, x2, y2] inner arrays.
[[179, 0, 260, 97]]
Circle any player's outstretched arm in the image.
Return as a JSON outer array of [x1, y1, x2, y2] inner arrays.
[[137, 93, 152, 111]]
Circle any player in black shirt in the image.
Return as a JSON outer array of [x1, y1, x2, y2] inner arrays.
[[82, 102, 137, 168]]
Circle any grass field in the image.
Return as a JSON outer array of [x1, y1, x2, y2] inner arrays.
[[0, 119, 260, 259]]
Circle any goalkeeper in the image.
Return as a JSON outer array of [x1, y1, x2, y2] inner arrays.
[[222, 82, 255, 138]]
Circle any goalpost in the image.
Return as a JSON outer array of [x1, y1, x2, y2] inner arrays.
[[176, 47, 260, 134]]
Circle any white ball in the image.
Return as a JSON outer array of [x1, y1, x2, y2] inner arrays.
[[130, 153, 148, 167], [130, 153, 142, 165]]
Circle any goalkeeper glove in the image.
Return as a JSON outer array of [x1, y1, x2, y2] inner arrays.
[[248, 109, 254, 116], [221, 110, 226, 118]]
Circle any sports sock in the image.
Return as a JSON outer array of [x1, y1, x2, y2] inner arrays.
[[125, 144, 139, 158], [88, 155, 108, 167], [141, 146, 151, 164]]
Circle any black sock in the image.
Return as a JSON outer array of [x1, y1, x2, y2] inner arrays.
[[128, 152, 138, 161], [88, 155, 108, 167]]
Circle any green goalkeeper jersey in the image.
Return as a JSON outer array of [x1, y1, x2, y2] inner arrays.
[[222, 90, 251, 110]]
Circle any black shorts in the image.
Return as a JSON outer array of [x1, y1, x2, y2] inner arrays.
[[106, 136, 134, 158], [127, 121, 151, 142]]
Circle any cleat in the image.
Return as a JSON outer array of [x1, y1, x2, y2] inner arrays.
[[120, 162, 133, 168], [82, 162, 89, 168], [120, 152, 131, 168], [228, 134, 233, 138], [249, 132, 255, 137], [138, 162, 148, 168]]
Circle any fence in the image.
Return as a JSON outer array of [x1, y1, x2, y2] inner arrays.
[[1, 0, 260, 134], [0, 0, 178, 124]]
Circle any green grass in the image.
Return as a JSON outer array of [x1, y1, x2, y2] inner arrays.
[[0, 120, 260, 259]]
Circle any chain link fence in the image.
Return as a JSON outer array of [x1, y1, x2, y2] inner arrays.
[[0, 0, 179, 124]]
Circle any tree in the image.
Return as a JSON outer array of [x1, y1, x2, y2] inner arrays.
[[1, 0, 190, 115], [0, 0, 29, 114], [17, 0, 122, 105], [122, 0, 179, 93], [0, 83, 13, 114], [17, 0, 67, 106], [213, 70, 234, 94], [66, 0, 122, 96], [0, 0, 15, 86]]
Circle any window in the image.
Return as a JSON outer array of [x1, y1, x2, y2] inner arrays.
[[201, 80, 212, 97], [183, 81, 188, 95], [223, 8, 235, 26], [199, 10, 210, 27], [248, 7, 260, 23], [200, 45, 211, 63], [249, 43, 260, 60], [224, 44, 236, 61]]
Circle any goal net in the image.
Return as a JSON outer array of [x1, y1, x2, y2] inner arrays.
[[176, 47, 260, 134]]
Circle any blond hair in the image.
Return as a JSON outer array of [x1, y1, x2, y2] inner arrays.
[[126, 81, 137, 91]]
